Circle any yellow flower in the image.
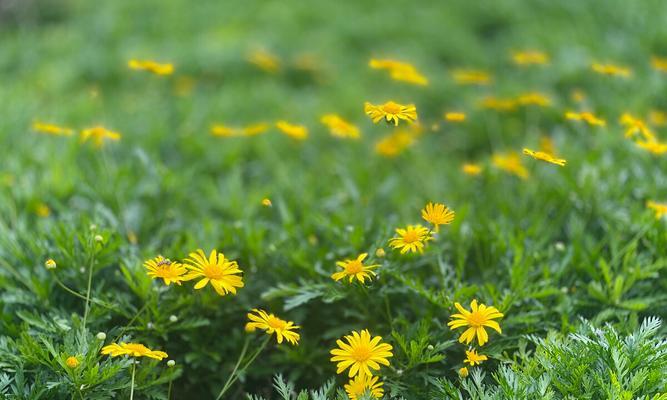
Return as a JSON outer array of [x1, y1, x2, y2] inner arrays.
[[330, 329, 393, 378], [448, 299, 504, 346], [511, 50, 549, 66], [144, 255, 189, 286], [492, 152, 529, 179], [458, 367, 469, 378], [245, 309, 300, 345], [464, 349, 488, 366], [388, 225, 432, 254], [369, 59, 428, 86], [444, 112, 466, 122], [35, 203, 51, 217], [364, 101, 417, 126], [101, 342, 168, 360], [539, 136, 556, 156], [451, 69, 492, 85], [591, 63, 631, 77], [571, 89, 586, 103], [421, 202, 455, 232], [247, 49, 280, 73], [276, 121, 308, 140], [320, 114, 360, 139], [375, 248, 386, 258], [636, 139, 667, 155], [242, 123, 269, 136], [183, 249, 244, 296], [210, 124, 237, 137], [374, 131, 417, 157], [516, 92, 551, 107], [80, 126, 121, 148], [649, 110, 667, 127], [65, 356, 79, 368], [620, 114, 655, 141], [480, 96, 517, 112], [128, 59, 174, 75], [344, 375, 385, 400], [211, 123, 269, 138], [32, 121, 73, 136], [261, 198, 272, 207], [565, 111, 606, 127], [651, 56, 667, 73], [331, 253, 379, 284], [522, 148, 566, 167], [647, 201, 667, 219], [462, 163, 483, 176]]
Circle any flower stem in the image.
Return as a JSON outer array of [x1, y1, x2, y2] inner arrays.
[[129, 361, 137, 400], [81, 238, 96, 331], [115, 302, 150, 341], [215, 336, 269, 400]]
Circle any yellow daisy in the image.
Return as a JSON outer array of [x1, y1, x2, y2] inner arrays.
[[636, 139, 667, 155], [464, 349, 488, 366], [591, 63, 631, 77], [620, 114, 655, 141], [101, 342, 168, 360], [462, 163, 483, 176], [444, 112, 466, 122], [32, 121, 74, 136], [80, 126, 121, 148], [647, 201, 667, 219], [364, 101, 417, 126], [331, 253, 379, 284], [320, 114, 360, 139], [374, 130, 417, 157], [247, 49, 280, 73], [276, 121, 308, 140], [330, 329, 393, 378], [144, 255, 189, 286], [388, 225, 432, 254], [511, 50, 549, 66], [344, 375, 384, 400], [421, 202, 455, 232], [459, 367, 469, 377], [128, 59, 174, 75], [480, 96, 517, 112], [183, 249, 244, 296], [447, 299, 504, 346], [516, 92, 551, 107], [451, 69, 492, 85], [565, 111, 606, 127], [245, 309, 300, 345], [492, 152, 529, 179], [522, 148, 566, 167]]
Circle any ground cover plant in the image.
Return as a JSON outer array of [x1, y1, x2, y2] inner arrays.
[[1, 0, 667, 398]]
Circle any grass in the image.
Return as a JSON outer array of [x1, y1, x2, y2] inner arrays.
[[1, 0, 667, 398]]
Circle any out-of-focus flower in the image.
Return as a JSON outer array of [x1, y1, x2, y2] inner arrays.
[[451, 69, 492, 85], [80, 126, 121, 147], [276, 121, 308, 140], [480, 96, 517, 112], [247, 49, 280, 73], [35, 203, 51, 217], [511, 50, 549, 66], [32, 121, 73, 136], [591, 63, 631, 77], [539, 136, 556, 156], [459, 367, 469, 378], [444, 112, 466, 122], [464, 349, 488, 366], [45, 259, 57, 270], [261, 198, 272, 207], [369, 59, 428, 86], [516, 92, 551, 107], [647, 201, 667, 219], [492, 152, 529, 179], [211, 123, 269, 138], [522, 148, 566, 167], [128, 60, 174, 75], [462, 163, 483, 176], [651, 56, 667, 73], [364, 101, 417, 126], [374, 130, 418, 157], [565, 111, 606, 127], [620, 114, 655, 141], [571, 89, 586, 103], [344, 375, 384, 400], [66, 356, 79, 368], [649, 110, 667, 127], [320, 114, 360, 139]]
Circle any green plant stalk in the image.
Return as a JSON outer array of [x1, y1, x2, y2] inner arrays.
[[130, 361, 137, 400], [81, 236, 97, 331], [215, 336, 270, 400]]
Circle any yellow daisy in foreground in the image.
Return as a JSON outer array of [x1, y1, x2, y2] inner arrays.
[[184, 249, 244, 296], [245, 309, 300, 345], [388, 225, 431, 254], [276, 121, 308, 140], [565, 111, 606, 127], [320, 114, 360, 139], [101, 342, 168, 360], [364, 101, 417, 126], [448, 299, 504, 346], [421, 202, 455, 232], [647, 201, 667, 219], [522, 148, 566, 167], [462, 163, 483, 176], [80, 126, 121, 148], [128, 59, 174, 75], [331, 253, 379, 284], [492, 152, 529, 179], [591, 63, 631, 77], [330, 329, 393, 378], [344, 375, 385, 400], [32, 121, 73, 136], [464, 349, 488, 366], [144, 255, 189, 286]]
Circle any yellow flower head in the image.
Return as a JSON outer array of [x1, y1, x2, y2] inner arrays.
[[211, 123, 269, 138], [511, 50, 549, 66], [144, 255, 189, 286], [591, 63, 631, 77], [480, 96, 517, 112], [447, 299, 504, 346], [35, 203, 51, 217], [101, 342, 168, 360], [183, 249, 244, 296], [261, 198, 272, 207], [451, 69, 492, 85], [620, 114, 655, 141], [276, 121, 308, 140], [651, 56, 667, 73], [492, 152, 529, 179], [421, 202, 455, 232], [247, 49, 280, 73], [516, 92, 551, 107], [330, 329, 393, 378], [128, 60, 174, 76], [374, 130, 417, 157], [320, 114, 360, 139], [647, 201, 667, 219], [369, 59, 428, 86], [210, 124, 237, 137], [80, 126, 121, 148], [32, 121, 73, 136], [464, 349, 488, 366], [65, 356, 79, 368], [245, 309, 300, 345], [571, 89, 586, 103], [364, 101, 417, 126], [344, 375, 385, 400], [565, 111, 606, 127], [331, 253, 379, 284], [636, 139, 667, 155], [243, 123, 269, 136], [462, 163, 483, 176], [522, 148, 566, 167], [459, 367, 469, 378], [444, 112, 466, 122], [388, 225, 432, 254]]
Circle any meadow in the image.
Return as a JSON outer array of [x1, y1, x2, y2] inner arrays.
[[1, 0, 667, 398]]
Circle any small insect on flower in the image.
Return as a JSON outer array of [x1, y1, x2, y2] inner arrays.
[[320, 114, 360, 139], [144, 255, 189, 286], [511, 50, 549, 66], [444, 112, 466, 122], [492, 152, 529, 179], [565, 111, 606, 127], [462, 163, 483, 176], [65, 356, 79, 368], [247, 48, 281, 73], [448, 299, 504, 346], [261, 198, 272, 207], [45, 258, 57, 270], [330, 329, 393, 378], [591, 63, 631, 77], [80, 126, 121, 148], [128, 60, 174, 75], [32, 121, 74, 136], [451, 69, 492, 85], [276, 121, 308, 140], [331, 253, 379, 284], [522, 148, 566, 167], [647, 201, 667, 219], [421, 202, 455, 232], [183, 249, 244, 296], [464, 349, 488, 366], [388, 225, 432, 254], [245, 308, 300, 345], [344, 375, 385, 400], [101, 342, 168, 360], [364, 101, 417, 126]]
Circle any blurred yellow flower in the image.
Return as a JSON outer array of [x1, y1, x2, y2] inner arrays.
[[516, 92, 551, 107], [522, 148, 566, 167], [635, 139, 667, 155], [591, 63, 631, 77], [375, 248, 386, 258], [330, 329, 393, 378], [243, 123, 269, 136], [571, 89, 586, 103], [451, 69, 492, 85], [144, 255, 189, 286], [647, 201, 667, 219], [80, 126, 121, 147], [247, 49, 280, 73], [649, 110, 667, 127], [184, 249, 244, 296], [101, 342, 168, 360], [651, 56, 667, 73], [462, 163, 483, 176], [421, 202, 455, 232], [211, 123, 269, 138], [444, 112, 466, 122], [389, 225, 431, 254], [448, 299, 503, 346], [374, 131, 417, 157], [32, 121, 73, 136], [261, 198, 272, 207], [276, 121, 308, 140], [492, 152, 529, 179], [565, 111, 606, 127], [320, 114, 360, 139], [620, 113, 654, 140], [511, 50, 549, 66], [45, 259, 57, 270], [35, 203, 51, 217], [210, 124, 236, 137], [480, 96, 517, 112], [344, 375, 384, 400], [364, 101, 417, 126], [128, 59, 174, 75], [464, 349, 488, 366], [539, 136, 556, 156], [65, 356, 79, 368], [331, 253, 379, 284], [246, 309, 300, 345], [369, 59, 428, 86]]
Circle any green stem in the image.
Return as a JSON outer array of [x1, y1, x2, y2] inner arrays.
[[115, 302, 150, 341], [81, 238, 96, 331], [216, 336, 269, 400], [167, 379, 173, 400], [129, 361, 137, 400], [53, 276, 123, 314]]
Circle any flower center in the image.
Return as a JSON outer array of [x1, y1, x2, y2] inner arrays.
[[382, 102, 401, 115], [352, 345, 371, 362], [402, 230, 419, 244], [467, 311, 486, 327], [202, 263, 224, 280], [155, 266, 180, 278], [344, 260, 363, 274], [267, 316, 287, 330]]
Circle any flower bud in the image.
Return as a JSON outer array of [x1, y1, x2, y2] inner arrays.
[[66, 356, 79, 368], [96, 332, 107, 340], [167, 360, 175, 367], [45, 259, 57, 270], [169, 315, 178, 323]]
